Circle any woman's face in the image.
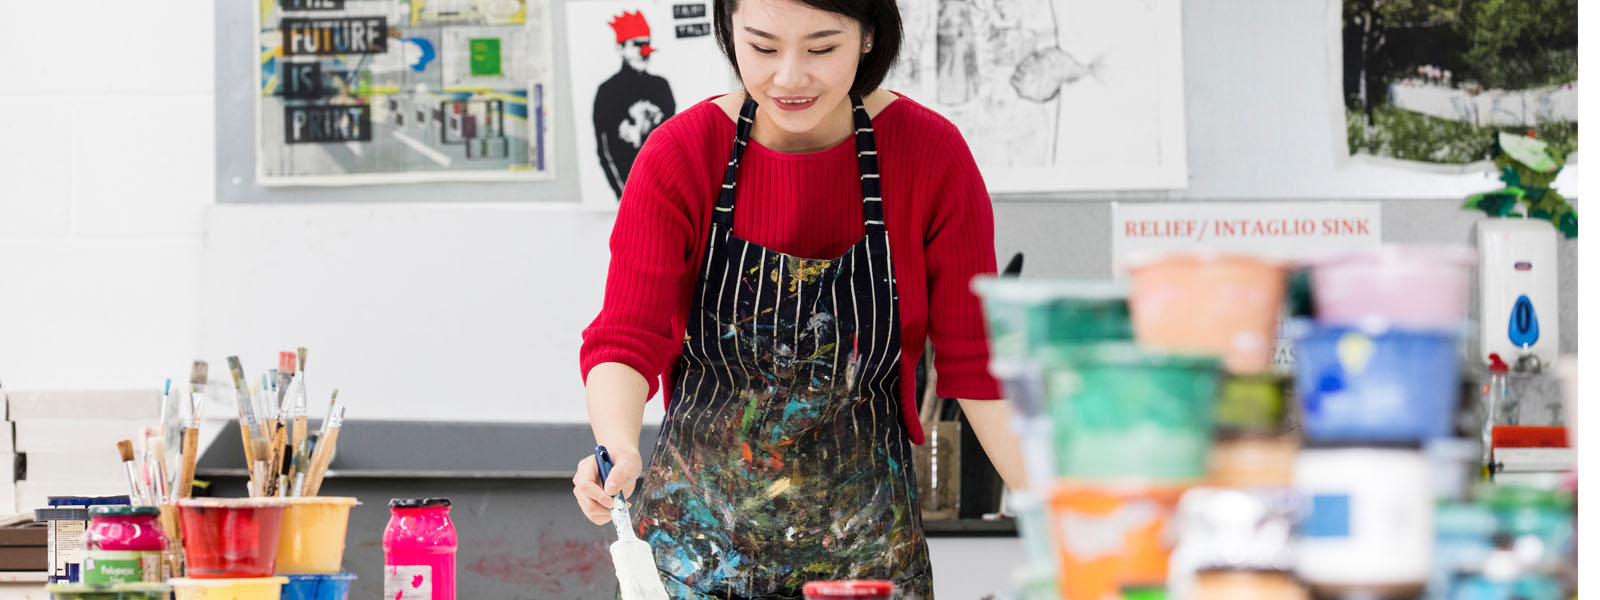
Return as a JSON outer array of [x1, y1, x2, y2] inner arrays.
[[730, 0, 870, 136]]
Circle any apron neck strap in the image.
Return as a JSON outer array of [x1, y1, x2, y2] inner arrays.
[[712, 94, 883, 234]]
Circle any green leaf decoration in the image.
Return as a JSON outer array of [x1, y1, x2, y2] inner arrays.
[[1500, 165, 1522, 188], [1465, 190, 1524, 217], [1499, 132, 1560, 173], [1558, 212, 1578, 238]]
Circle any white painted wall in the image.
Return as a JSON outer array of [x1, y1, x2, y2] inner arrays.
[[1, 0, 1581, 424], [0, 1, 214, 390]]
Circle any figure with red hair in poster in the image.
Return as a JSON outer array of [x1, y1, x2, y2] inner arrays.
[[594, 10, 677, 200]]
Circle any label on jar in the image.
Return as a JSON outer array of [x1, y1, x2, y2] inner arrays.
[[385, 564, 433, 599], [48, 520, 87, 581], [82, 550, 144, 584]]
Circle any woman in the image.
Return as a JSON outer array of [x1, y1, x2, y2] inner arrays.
[[572, 0, 1026, 597]]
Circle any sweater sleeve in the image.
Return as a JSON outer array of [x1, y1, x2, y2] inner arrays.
[[579, 123, 698, 401], [924, 127, 1003, 400]]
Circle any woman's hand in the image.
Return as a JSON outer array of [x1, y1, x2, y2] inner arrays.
[[572, 446, 644, 525]]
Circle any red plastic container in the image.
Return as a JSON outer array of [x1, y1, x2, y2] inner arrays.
[[177, 498, 289, 578], [802, 580, 895, 599]]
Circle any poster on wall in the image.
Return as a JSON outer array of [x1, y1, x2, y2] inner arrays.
[[566, 0, 734, 205], [895, 0, 1189, 193], [1334, 0, 1578, 170], [256, 0, 556, 185]]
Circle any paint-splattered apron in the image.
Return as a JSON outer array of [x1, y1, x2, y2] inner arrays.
[[633, 94, 932, 600]]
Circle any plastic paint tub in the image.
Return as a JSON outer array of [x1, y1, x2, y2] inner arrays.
[[1047, 483, 1184, 600], [170, 577, 289, 600], [1293, 326, 1461, 443], [1123, 251, 1289, 374], [275, 497, 359, 574], [802, 580, 894, 599], [1215, 374, 1291, 434], [1040, 344, 1221, 483], [1207, 435, 1298, 487], [1294, 448, 1432, 589], [44, 582, 171, 599], [280, 573, 357, 600], [971, 277, 1132, 362], [178, 498, 289, 579], [1307, 245, 1475, 329]]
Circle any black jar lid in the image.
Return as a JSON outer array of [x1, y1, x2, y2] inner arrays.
[[389, 497, 451, 509]]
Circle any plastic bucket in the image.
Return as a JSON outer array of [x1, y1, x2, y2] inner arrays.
[[171, 577, 288, 600], [280, 573, 357, 600], [1040, 344, 1221, 483], [44, 583, 171, 600], [1293, 326, 1461, 443], [1308, 245, 1474, 329], [178, 498, 289, 578], [1047, 483, 1184, 600], [1124, 252, 1288, 374], [275, 497, 359, 574], [971, 277, 1132, 363]]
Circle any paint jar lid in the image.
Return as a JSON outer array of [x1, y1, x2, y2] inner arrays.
[[47, 495, 131, 507], [89, 505, 161, 517], [34, 507, 91, 522], [802, 580, 894, 597], [390, 497, 451, 509]]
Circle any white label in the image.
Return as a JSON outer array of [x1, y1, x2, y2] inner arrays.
[[50, 520, 87, 579], [385, 564, 432, 599]]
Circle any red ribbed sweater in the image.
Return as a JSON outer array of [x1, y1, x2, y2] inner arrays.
[[580, 93, 1001, 445]]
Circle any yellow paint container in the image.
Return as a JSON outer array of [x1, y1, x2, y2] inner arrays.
[[275, 497, 360, 574], [170, 577, 288, 600]]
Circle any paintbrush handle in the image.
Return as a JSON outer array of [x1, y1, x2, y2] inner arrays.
[[292, 416, 308, 455], [239, 422, 256, 465], [267, 423, 288, 496], [177, 427, 199, 499], [303, 427, 340, 497]]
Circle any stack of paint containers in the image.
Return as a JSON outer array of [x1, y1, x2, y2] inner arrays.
[[170, 498, 293, 599], [1291, 245, 1475, 599], [1115, 251, 1310, 600], [975, 265, 1234, 600]]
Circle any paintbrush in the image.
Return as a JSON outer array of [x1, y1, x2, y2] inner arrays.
[[276, 352, 296, 404], [117, 440, 147, 505], [177, 361, 207, 499], [278, 443, 294, 497], [251, 439, 270, 498], [148, 435, 170, 504], [227, 357, 259, 466], [595, 446, 670, 600], [303, 403, 343, 497]]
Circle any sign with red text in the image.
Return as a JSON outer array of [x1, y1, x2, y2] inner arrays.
[[1111, 202, 1381, 272]]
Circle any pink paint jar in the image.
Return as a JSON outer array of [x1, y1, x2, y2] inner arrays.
[[383, 498, 457, 600], [1307, 244, 1475, 329], [88, 506, 167, 552], [177, 498, 289, 579], [803, 580, 894, 599]]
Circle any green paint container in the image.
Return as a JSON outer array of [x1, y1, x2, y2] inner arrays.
[[971, 277, 1132, 364], [1215, 374, 1291, 435], [1040, 343, 1221, 483], [44, 582, 171, 600]]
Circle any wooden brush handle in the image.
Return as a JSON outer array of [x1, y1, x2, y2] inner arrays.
[[267, 423, 288, 496], [292, 416, 308, 454], [177, 427, 199, 499], [303, 428, 340, 497], [239, 423, 256, 465]]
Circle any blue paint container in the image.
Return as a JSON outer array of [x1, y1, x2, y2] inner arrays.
[[1294, 325, 1461, 443], [281, 573, 356, 600]]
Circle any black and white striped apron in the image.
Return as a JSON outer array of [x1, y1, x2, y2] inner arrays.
[[632, 94, 932, 600]]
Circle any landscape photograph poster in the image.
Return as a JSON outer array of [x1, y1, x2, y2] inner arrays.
[[257, 0, 556, 185], [1337, 0, 1577, 169]]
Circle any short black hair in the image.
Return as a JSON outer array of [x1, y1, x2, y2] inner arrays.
[[713, 0, 902, 98]]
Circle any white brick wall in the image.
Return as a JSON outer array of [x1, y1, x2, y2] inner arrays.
[[0, 0, 213, 389]]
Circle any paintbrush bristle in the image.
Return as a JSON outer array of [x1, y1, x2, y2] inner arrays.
[[190, 361, 208, 385], [279, 351, 296, 374], [297, 347, 307, 371], [149, 436, 165, 456], [117, 440, 135, 462], [227, 356, 247, 387]]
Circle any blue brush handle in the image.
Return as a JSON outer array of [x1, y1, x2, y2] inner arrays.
[[595, 445, 614, 487]]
